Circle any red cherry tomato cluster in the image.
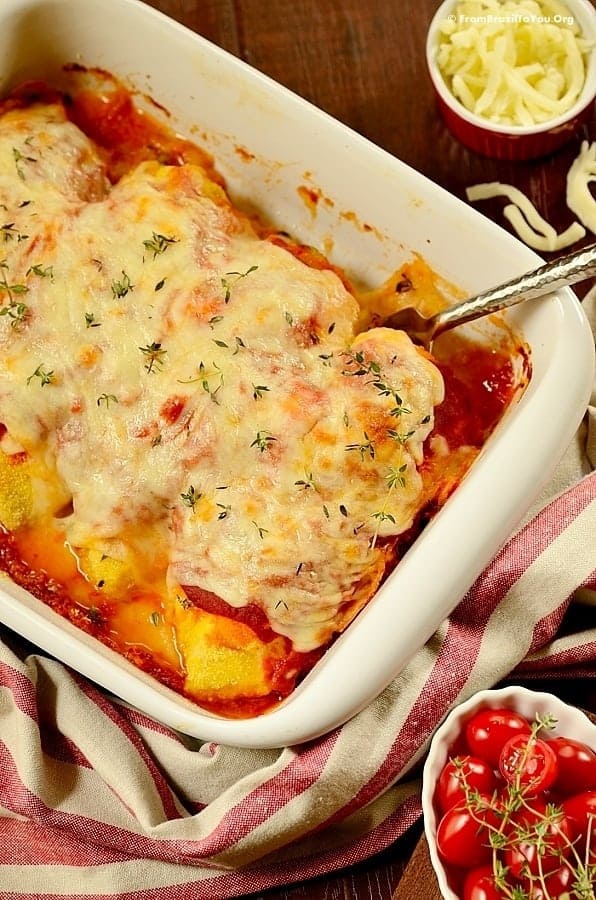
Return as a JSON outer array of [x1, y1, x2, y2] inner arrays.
[[433, 707, 596, 899]]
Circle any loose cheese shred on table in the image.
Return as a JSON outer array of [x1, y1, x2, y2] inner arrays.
[[437, 0, 590, 126], [466, 181, 586, 250], [566, 140, 596, 234]]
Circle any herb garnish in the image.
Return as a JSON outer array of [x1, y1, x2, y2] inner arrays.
[[178, 361, 223, 403], [295, 472, 315, 490], [250, 430, 277, 453], [85, 312, 101, 328], [139, 341, 167, 373], [345, 431, 375, 460], [97, 393, 118, 408], [180, 485, 201, 509], [13, 145, 37, 181], [1, 223, 28, 243], [252, 384, 270, 400], [26, 263, 53, 280], [221, 265, 258, 303], [0, 300, 29, 328], [143, 232, 178, 259], [0, 260, 28, 304], [111, 271, 134, 299], [27, 364, 54, 386]]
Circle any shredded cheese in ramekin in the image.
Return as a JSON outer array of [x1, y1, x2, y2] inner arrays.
[[437, 0, 591, 126]]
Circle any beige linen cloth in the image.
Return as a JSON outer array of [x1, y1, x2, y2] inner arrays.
[[0, 290, 594, 899]]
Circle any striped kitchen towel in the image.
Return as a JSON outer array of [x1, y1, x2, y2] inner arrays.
[[0, 291, 594, 898]]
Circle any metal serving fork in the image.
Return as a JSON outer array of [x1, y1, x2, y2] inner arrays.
[[383, 243, 596, 348]]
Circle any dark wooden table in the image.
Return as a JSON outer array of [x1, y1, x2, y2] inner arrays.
[[142, 2, 595, 897]]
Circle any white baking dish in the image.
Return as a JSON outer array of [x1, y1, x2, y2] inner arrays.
[[0, 0, 593, 748]]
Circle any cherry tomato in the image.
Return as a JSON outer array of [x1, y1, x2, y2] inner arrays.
[[462, 865, 505, 899], [499, 733, 558, 794], [436, 798, 498, 868], [543, 864, 576, 899], [437, 756, 499, 814], [562, 790, 596, 845], [512, 865, 575, 900], [503, 810, 572, 878], [465, 708, 531, 766], [549, 736, 596, 794]]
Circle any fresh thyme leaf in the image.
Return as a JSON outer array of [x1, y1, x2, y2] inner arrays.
[[13, 146, 37, 181], [154, 278, 166, 292], [111, 270, 134, 299], [345, 432, 375, 460], [294, 473, 315, 490], [143, 231, 178, 259], [97, 393, 118, 408], [26, 263, 53, 279], [252, 384, 269, 400], [1, 223, 28, 243], [220, 265, 258, 303], [139, 341, 167, 373], [387, 429, 415, 445], [0, 262, 29, 304], [180, 485, 201, 509], [27, 364, 54, 386], [0, 299, 29, 328], [85, 312, 101, 328], [251, 430, 276, 452]]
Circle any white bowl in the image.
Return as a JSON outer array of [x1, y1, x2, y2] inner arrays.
[[421, 685, 596, 899], [426, 0, 596, 160], [0, 0, 593, 748]]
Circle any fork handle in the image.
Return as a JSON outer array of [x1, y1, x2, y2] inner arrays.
[[433, 243, 596, 338]]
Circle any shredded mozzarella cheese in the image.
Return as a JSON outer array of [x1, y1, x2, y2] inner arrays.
[[437, 0, 590, 126], [566, 140, 596, 233], [466, 181, 586, 250]]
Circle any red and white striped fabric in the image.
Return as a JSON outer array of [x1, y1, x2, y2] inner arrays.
[[0, 301, 594, 898]]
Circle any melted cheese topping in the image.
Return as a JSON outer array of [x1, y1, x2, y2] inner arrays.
[[0, 101, 444, 654]]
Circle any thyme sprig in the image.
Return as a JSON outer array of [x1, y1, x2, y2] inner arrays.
[[221, 265, 258, 303], [143, 232, 178, 259], [341, 349, 411, 418], [0, 260, 28, 304], [27, 364, 54, 386], [97, 393, 118, 408], [1, 223, 29, 243], [251, 430, 277, 453], [139, 341, 167, 373], [13, 144, 37, 181], [0, 299, 29, 328], [345, 431, 375, 460], [111, 271, 134, 299], [177, 361, 223, 403], [180, 485, 201, 509], [369, 463, 408, 549]]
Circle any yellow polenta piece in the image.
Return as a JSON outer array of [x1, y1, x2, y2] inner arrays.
[[176, 606, 286, 699], [0, 451, 32, 529], [77, 547, 133, 594]]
